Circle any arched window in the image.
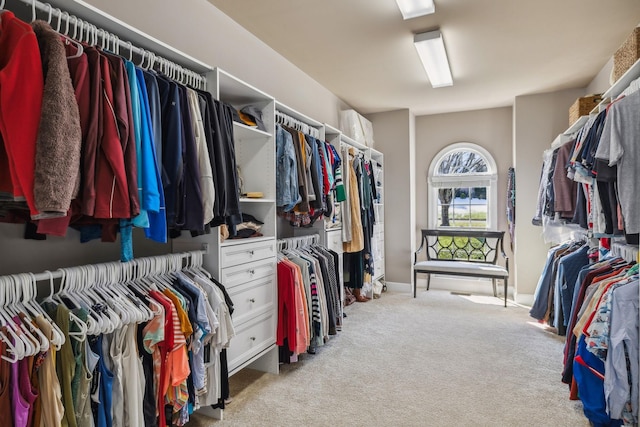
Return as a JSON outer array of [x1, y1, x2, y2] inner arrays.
[[428, 142, 498, 229]]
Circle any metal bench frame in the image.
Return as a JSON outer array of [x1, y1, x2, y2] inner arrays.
[[413, 229, 509, 306]]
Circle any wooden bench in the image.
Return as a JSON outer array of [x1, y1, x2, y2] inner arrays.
[[413, 229, 509, 306]]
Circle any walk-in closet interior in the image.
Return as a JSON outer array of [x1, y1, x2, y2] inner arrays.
[[0, 0, 639, 425]]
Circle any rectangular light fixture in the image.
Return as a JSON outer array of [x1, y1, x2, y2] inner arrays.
[[414, 30, 453, 88], [395, 0, 435, 20]]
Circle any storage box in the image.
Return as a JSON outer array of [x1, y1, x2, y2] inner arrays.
[[569, 94, 602, 126], [339, 110, 375, 148], [612, 27, 640, 83]]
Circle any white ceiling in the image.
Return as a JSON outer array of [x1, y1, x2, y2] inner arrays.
[[208, 0, 640, 116]]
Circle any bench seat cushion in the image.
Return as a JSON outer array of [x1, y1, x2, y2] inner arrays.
[[414, 260, 508, 278]]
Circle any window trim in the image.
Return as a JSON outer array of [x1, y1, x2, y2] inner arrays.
[[427, 142, 498, 230]]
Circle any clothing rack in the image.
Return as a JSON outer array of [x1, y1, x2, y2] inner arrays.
[[11, 0, 209, 90], [277, 234, 320, 251], [0, 249, 208, 304], [611, 241, 639, 263], [275, 109, 321, 139]]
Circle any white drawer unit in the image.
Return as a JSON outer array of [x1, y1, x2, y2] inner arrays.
[[326, 229, 343, 254], [220, 239, 276, 268], [227, 275, 276, 326], [220, 257, 276, 288], [227, 311, 276, 374]]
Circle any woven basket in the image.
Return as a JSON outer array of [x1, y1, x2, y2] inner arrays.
[[613, 27, 640, 83], [569, 94, 601, 126]]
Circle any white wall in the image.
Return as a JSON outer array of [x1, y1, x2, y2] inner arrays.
[[512, 88, 585, 302], [366, 109, 413, 284], [587, 58, 614, 95]]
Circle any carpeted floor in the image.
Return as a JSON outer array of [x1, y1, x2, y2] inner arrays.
[[188, 289, 590, 427]]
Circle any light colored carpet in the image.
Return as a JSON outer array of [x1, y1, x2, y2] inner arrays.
[[188, 290, 590, 427]]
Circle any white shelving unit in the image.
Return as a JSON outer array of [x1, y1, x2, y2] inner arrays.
[[328, 125, 386, 297], [370, 147, 385, 282], [275, 101, 324, 242], [181, 69, 279, 395]]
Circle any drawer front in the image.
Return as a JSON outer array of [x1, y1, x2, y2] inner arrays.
[[221, 240, 276, 268], [228, 312, 276, 372], [227, 275, 276, 326], [326, 229, 343, 253], [220, 258, 276, 288]]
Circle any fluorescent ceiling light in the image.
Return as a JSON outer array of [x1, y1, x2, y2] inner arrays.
[[414, 30, 453, 88], [395, 0, 435, 19]]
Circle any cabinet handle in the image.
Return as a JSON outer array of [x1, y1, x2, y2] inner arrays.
[[249, 269, 255, 275], [249, 298, 256, 303], [250, 336, 256, 341], [248, 250, 255, 256]]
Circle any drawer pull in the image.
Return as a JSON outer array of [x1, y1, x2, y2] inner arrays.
[[248, 250, 255, 256], [250, 336, 256, 341], [249, 269, 255, 275], [249, 298, 256, 303]]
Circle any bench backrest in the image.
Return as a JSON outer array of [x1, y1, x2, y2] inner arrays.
[[419, 229, 505, 264]]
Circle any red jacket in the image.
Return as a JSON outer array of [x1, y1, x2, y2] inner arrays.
[[0, 11, 43, 217], [93, 53, 131, 219]]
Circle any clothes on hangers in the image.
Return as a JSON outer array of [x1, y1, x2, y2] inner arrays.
[[275, 124, 340, 228], [0, 16, 244, 259], [276, 239, 341, 360], [568, 261, 638, 426], [0, 255, 234, 427], [533, 85, 639, 245]]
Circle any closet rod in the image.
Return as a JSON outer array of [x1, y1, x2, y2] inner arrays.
[[275, 109, 321, 137], [277, 234, 320, 250], [20, 248, 208, 284], [14, 0, 209, 89]]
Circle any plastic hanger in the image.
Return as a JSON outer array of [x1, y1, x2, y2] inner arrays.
[[87, 264, 116, 335], [138, 49, 147, 68], [35, 271, 65, 349], [0, 324, 20, 363], [30, 0, 36, 21], [0, 277, 29, 359], [20, 273, 51, 352], [98, 263, 124, 332], [43, 2, 52, 24], [109, 263, 141, 324], [69, 266, 100, 336], [6, 275, 43, 355], [54, 269, 87, 341]]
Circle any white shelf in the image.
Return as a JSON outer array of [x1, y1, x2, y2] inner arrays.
[[323, 123, 341, 139], [603, 58, 640, 100], [239, 198, 275, 203], [233, 122, 272, 140], [216, 68, 273, 106], [563, 115, 590, 136], [340, 134, 368, 151]]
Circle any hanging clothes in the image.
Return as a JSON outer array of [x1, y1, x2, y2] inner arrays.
[[0, 11, 44, 219], [0, 252, 234, 427], [0, 12, 255, 259], [343, 148, 364, 253], [276, 240, 342, 360]]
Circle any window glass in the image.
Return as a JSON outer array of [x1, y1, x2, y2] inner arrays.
[[428, 143, 497, 230]]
